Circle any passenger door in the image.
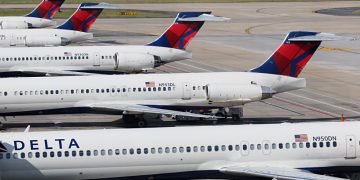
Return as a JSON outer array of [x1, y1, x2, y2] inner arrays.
[[182, 82, 191, 100], [93, 52, 100, 66], [346, 135, 356, 159]]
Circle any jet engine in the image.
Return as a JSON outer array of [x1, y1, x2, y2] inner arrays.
[[114, 53, 158, 73], [0, 21, 31, 29], [205, 84, 275, 104], [25, 36, 70, 47]]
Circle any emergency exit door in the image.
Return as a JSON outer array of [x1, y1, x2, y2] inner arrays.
[[346, 135, 356, 159], [182, 82, 191, 100]]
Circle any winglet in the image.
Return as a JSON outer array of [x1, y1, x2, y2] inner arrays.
[[249, 31, 354, 77], [57, 2, 120, 32], [147, 12, 229, 49]]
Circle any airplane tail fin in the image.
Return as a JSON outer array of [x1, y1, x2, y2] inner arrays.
[[57, 2, 119, 32], [249, 31, 353, 77], [26, 0, 65, 19], [147, 12, 230, 49]]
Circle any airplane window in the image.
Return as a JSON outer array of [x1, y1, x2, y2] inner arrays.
[[158, 147, 163, 154], [57, 151, 62, 157], [43, 57, 46, 60], [326, 142, 330, 147], [228, 145, 233, 151], [21, 153, 25, 159], [168, 87, 171, 91], [214, 145, 219, 152], [74, 56, 77, 60], [65, 151, 69, 157], [24, 91, 28, 95], [13, 153, 18, 159], [26, 57, 29, 60], [10, 57, 12, 61], [6, 153, 10, 159], [94, 150, 98, 156], [22, 57, 25, 61], [137, 148, 141, 154], [250, 144, 255, 150], [50, 90, 54, 94], [72, 151, 76, 157], [71, 90, 74, 94], [143, 87, 146, 92], [200, 146, 205, 152], [221, 145, 226, 151], [4, 92, 7, 96], [143, 148, 148, 154], [158, 87, 161, 91], [91, 89, 94, 93], [101, 89, 104, 93], [122, 149, 127, 155], [132, 88, 136, 92], [235, 145, 240, 151], [193, 86, 196, 90], [30, 91, 33, 95], [279, 143, 283, 149], [65, 90, 69, 94], [101, 56, 104, 59], [86, 56, 89, 59], [129, 148, 134, 155], [271, 143, 276, 149], [187, 146, 191, 152], [86, 89, 89, 93], [265, 144, 269, 150], [172, 147, 177, 153], [148, 87, 151, 92], [30, 57, 33, 60], [285, 143, 290, 149], [14, 91, 18, 96], [137, 88, 142, 92], [312, 142, 317, 148], [47, 57, 49, 60], [96, 89, 100, 93], [292, 143, 297, 149], [150, 148, 155, 154], [165, 147, 170, 153], [6, 58, 8, 61], [153, 87, 156, 91], [19, 91, 23, 96], [207, 146, 212, 152], [299, 143, 304, 148], [79, 150, 84, 156], [319, 142, 324, 148], [179, 147, 184, 153], [257, 144, 261, 150], [35, 152, 40, 158], [198, 86, 201, 90], [45, 90, 48, 95], [111, 88, 115, 93], [55, 90, 59, 94], [193, 146, 198, 152], [0, 92, 2, 96], [66, 57, 69, 60], [86, 150, 91, 156], [50, 151, 54, 157], [163, 87, 166, 91], [101, 149, 105, 156], [14, 57, 17, 61], [306, 142, 310, 148], [0, 153, 3, 159], [55, 57, 57, 60], [115, 149, 120, 155], [122, 88, 126, 92], [81, 89, 84, 94], [333, 141, 337, 147]]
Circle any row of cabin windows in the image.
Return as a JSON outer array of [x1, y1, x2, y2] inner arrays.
[[0, 56, 88, 62], [0, 141, 338, 160], [0, 86, 176, 97], [101, 55, 114, 59], [193, 86, 206, 91]]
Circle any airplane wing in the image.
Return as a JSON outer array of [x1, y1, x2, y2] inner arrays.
[[219, 165, 346, 180], [89, 103, 217, 118], [9, 66, 95, 76]]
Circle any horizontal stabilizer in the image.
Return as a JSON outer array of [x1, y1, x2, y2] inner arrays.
[[178, 14, 230, 22], [288, 32, 356, 41], [79, 2, 121, 10]]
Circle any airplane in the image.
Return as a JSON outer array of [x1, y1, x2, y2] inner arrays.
[[0, 12, 228, 76], [0, 2, 119, 47], [0, 31, 352, 127], [0, 0, 65, 29], [0, 121, 358, 179]]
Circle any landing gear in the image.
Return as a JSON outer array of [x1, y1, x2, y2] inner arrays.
[[122, 114, 161, 128]]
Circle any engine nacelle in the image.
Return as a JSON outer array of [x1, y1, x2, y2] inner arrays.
[[25, 36, 70, 47], [114, 53, 155, 73], [0, 21, 31, 29], [205, 84, 274, 104]]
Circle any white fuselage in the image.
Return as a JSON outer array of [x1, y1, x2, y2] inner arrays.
[[0, 121, 358, 179], [0, 29, 92, 47], [0, 45, 191, 73], [0, 72, 304, 116], [0, 17, 56, 29]]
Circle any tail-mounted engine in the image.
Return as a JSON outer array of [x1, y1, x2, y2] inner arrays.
[[114, 52, 157, 73]]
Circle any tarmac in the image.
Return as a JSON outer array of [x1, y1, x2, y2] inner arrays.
[[2, 1, 360, 131]]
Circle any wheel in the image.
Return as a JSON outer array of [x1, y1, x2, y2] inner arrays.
[[136, 119, 147, 128]]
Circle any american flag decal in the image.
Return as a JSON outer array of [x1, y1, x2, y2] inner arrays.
[[145, 81, 155, 87], [64, 52, 72, 56], [295, 134, 308, 142]]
